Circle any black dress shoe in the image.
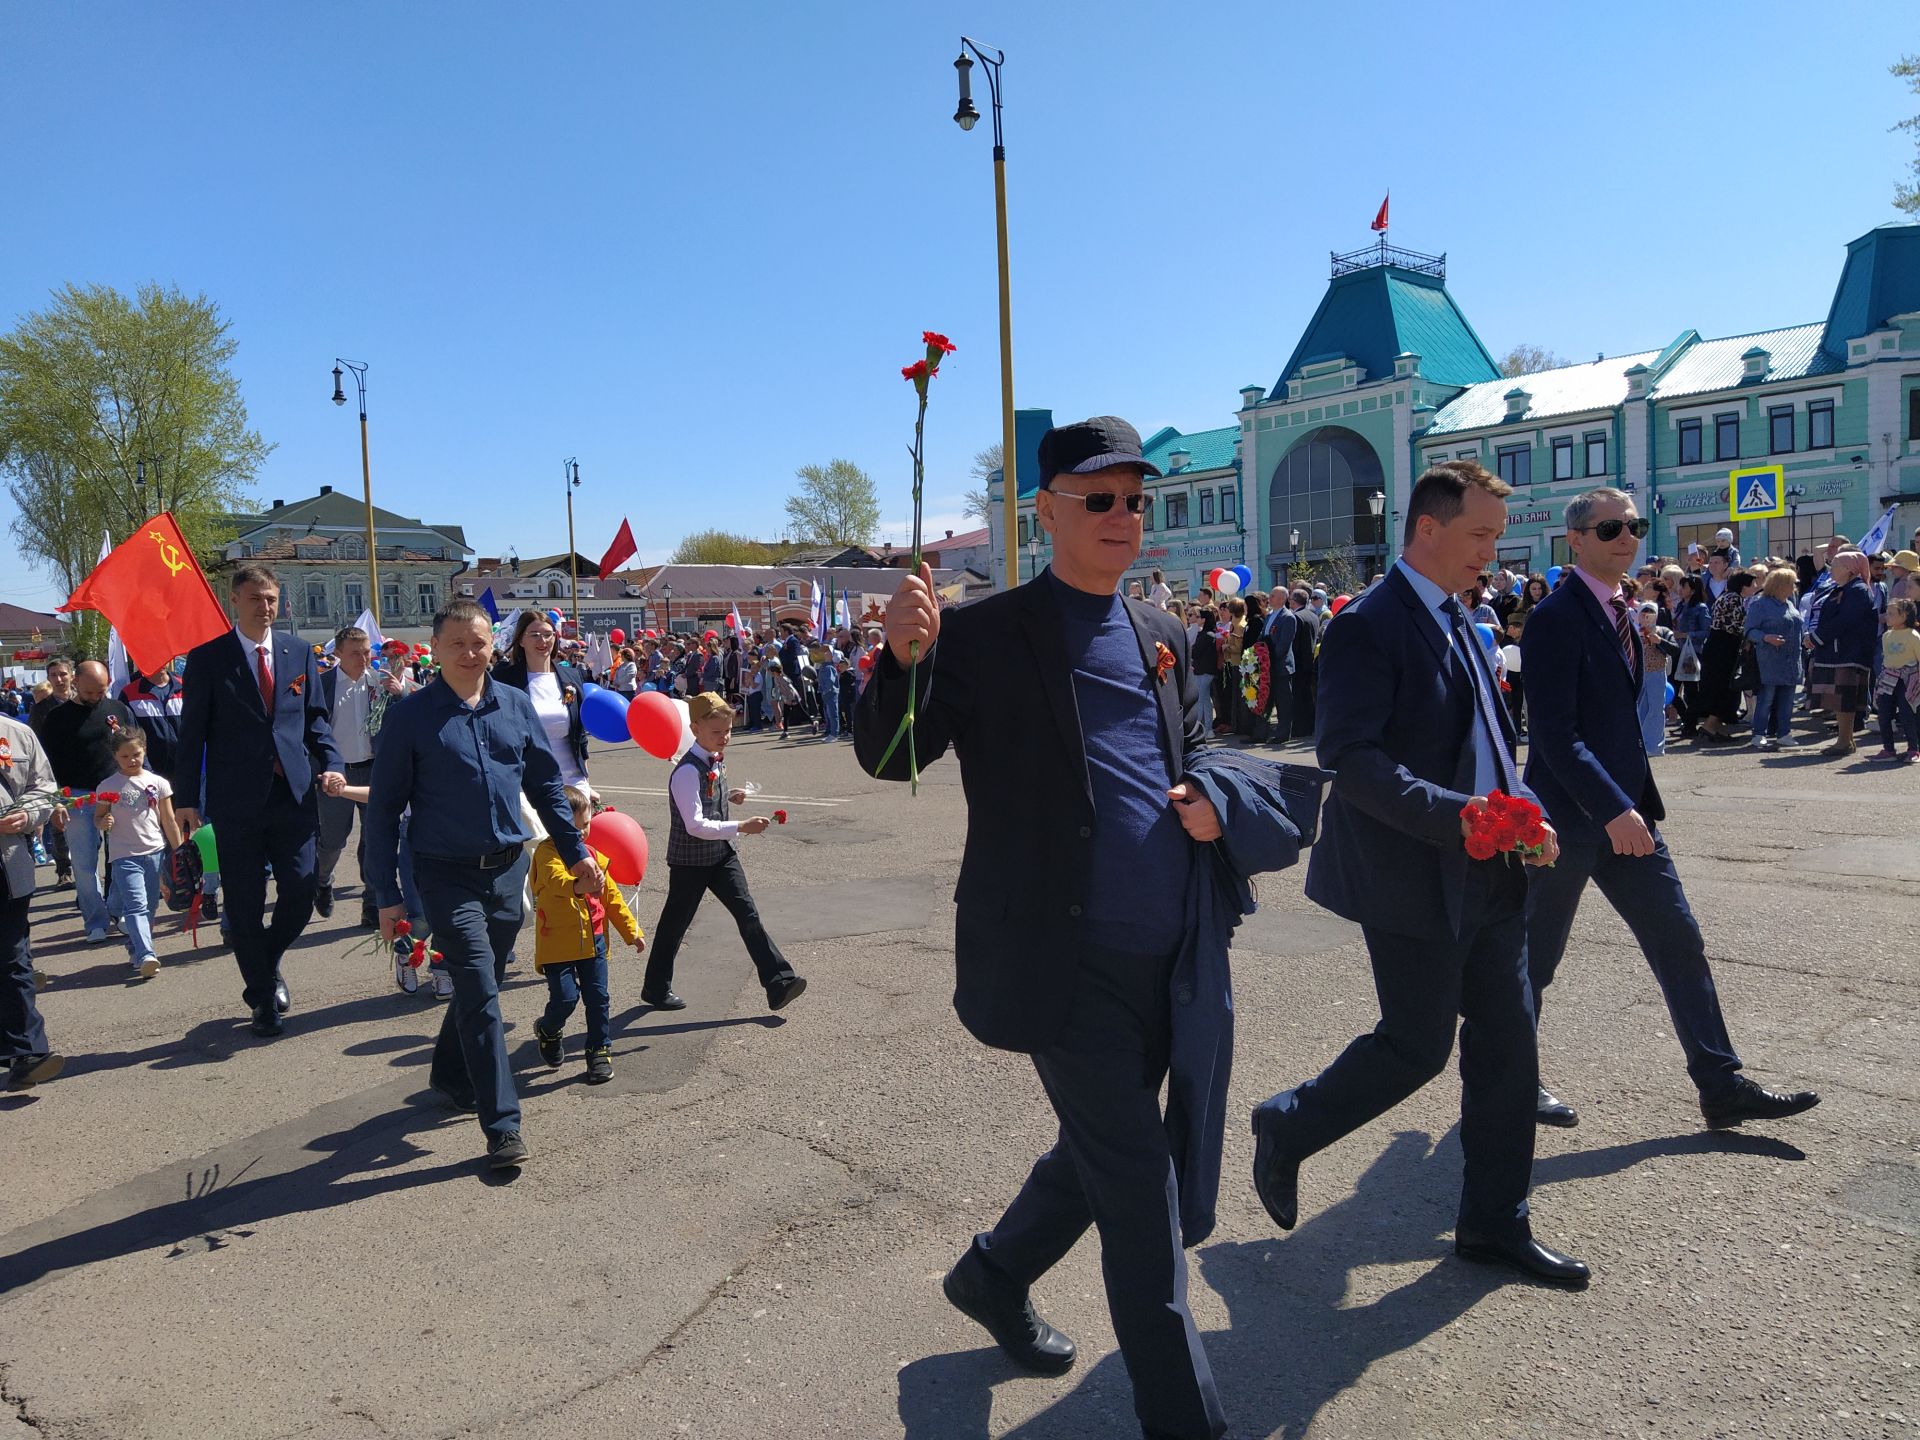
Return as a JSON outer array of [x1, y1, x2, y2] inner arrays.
[[767, 975, 808, 1011], [313, 883, 334, 919], [1250, 1106, 1300, 1230], [1536, 1084, 1579, 1128], [273, 976, 291, 1015], [249, 1004, 284, 1038], [1455, 1227, 1591, 1289], [641, 989, 687, 1011], [1700, 1075, 1820, 1129], [487, 1130, 530, 1169], [428, 1077, 478, 1112], [941, 1247, 1076, 1375], [7, 1052, 65, 1091]]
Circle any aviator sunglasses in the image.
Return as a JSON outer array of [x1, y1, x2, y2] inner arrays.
[[1570, 517, 1652, 541], [1049, 488, 1153, 515]]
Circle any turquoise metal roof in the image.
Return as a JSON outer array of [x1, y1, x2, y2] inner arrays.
[[1275, 265, 1499, 394], [1650, 323, 1841, 399], [1424, 349, 1663, 434], [1821, 223, 1920, 359], [1143, 424, 1239, 475]]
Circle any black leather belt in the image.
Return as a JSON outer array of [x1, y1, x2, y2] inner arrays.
[[417, 845, 522, 870]]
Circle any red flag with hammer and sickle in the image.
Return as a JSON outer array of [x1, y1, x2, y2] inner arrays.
[[58, 512, 230, 675]]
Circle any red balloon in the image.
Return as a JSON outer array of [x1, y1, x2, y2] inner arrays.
[[724, 614, 736, 628], [643, 629, 657, 639], [626, 691, 683, 759], [1206, 568, 1223, 590], [609, 628, 626, 645], [1329, 594, 1352, 615], [857, 651, 875, 672], [703, 628, 718, 641], [587, 809, 648, 886]]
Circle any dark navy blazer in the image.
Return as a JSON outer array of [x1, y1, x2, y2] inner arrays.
[[1518, 576, 1664, 840], [1303, 566, 1532, 942], [174, 629, 342, 821]]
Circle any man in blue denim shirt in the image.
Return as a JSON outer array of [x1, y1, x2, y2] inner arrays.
[[366, 599, 601, 1170]]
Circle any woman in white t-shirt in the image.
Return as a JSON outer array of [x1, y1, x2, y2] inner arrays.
[[95, 728, 184, 979], [1147, 567, 1174, 610], [494, 611, 596, 802]]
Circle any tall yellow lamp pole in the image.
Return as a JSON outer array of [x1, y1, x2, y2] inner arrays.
[[953, 39, 1018, 591], [331, 360, 380, 628], [565, 458, 582, 637]]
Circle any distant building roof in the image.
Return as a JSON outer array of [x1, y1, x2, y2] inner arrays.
[[927, 525, 990, 550], [778, 544, 885, 568], [1821, 222, 1920, 360], [1651, 322, 1843, 400], [230, 489, 469, 551], [1141, 425, 1239, 474], [0, 603, 66, 634], [1425, 348, 1664, 433], [1277, 263, 1500, 393]]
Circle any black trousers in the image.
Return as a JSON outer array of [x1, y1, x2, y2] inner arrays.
[[1257, 861, 1536, 1235], [0, 878, 48, 1062], [977, 944, 1226, 1440], [217, 775, 319, 1010], [641, 852, 794, 998]]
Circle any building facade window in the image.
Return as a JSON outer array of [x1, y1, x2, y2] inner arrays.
[[1807, 399, 1834, 450], [416, 582, 437, 615], [1909, 387, 1920, 441], [1142, 497, 1155, 531], [1163, 493, 1188, 528], [1552, 438, 1574, 481], [1548, 533, 1572, 567], [1584, 432, 1607, 477], [1674, 521, 1730, 555], [343, 582, 364, 616], [305, 581, 327, 620], [1768, 405, 1795, 454], [1220, 488, 1236, 524], [1677, 418, 1703, 466], [1016, 514, 1029, 546], [1198, 489, 1216, 525], [1455, 448, 1477, 461], [1495, 444, 1531, 487], [382, 583, 402, 618], [1715, 413, 1740, 462], [1767, 509, 1836, 557], [1266, 426, 1388, 562]]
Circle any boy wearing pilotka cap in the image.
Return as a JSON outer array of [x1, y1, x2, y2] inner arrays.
[[637, 691, 806, 1014]]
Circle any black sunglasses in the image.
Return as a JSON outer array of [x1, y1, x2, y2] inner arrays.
[[1571, 517, 1652, 541], [1049, 488, 1153, 515]]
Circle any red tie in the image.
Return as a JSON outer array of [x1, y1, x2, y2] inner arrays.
[[256, 644, 274, 711]]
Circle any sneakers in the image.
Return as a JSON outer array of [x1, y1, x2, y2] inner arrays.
[[487, 1131, 530, 1169], [201, 891, 220, 923], [84, 928, 108, 945], [6, 1052, 65, 1091], [393, 940, 419, 995], [534, 1021, 563, 1069], [433, 969, 454, 1000], [132, 955, 160, 980], [585, 1046, 613, 1084]]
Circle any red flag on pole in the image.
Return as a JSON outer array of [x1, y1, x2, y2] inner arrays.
[[1371, 194, 1389, 233], [597, 518, 638, 580], [57, 513, 230, 676]]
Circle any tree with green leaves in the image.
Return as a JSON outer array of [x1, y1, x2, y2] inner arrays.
[[1497, 343, 1566, 378], [0, 283, 271, 611], [1894, 54, 1920, 216], [785, 458, 880, 546], [669, 528, 775, 565]]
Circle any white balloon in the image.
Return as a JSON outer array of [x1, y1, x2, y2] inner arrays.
[[668, 696, 696, 761], [1214, 569, 1242, 597]]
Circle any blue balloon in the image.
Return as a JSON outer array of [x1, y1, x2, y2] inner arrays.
[[581, 686, 632, 744], [1664, 682, 1676, 706], [580, 681, 603, 701], [1231, 564, 1253, 591], [1545, 565, 1564, 588], [1473, 622, 1499, 652]]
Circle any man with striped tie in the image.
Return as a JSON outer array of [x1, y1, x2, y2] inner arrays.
[[1520, 488, 1819, 1133]]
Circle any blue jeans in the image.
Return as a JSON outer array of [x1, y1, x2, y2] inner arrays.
[[110, 852, 164, 965], [540, 933, 611, 1050], [1879, 688, 1919, 750], [65, 811, 110, 936], [1752, 682, 1795, 740], [416, 850, 529, 1140], [818, 674, 841, 737]]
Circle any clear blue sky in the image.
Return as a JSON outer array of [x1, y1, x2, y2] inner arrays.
[[3, 1, 1915, 611]]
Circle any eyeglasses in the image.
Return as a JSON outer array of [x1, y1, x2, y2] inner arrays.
[[1049, 488, 1152, 515], [1571, 517, 1652, 541]]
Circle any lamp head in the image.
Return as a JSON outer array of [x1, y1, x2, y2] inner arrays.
[[1368, 489, 1385, 518], [953, 51, 979, 131], [330, 365, 347, 406]]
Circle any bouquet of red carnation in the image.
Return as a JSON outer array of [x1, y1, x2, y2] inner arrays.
[[1460, 790, 1551, 864], [354, 917, 412, 959]]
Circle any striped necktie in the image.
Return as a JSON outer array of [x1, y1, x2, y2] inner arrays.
[[1609, 596, 1636, 668]]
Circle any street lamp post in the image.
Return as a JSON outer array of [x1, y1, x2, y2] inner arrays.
[[330, 360, 382, 628], [130, 455, 161, 530], [1785, 484, 1806, 555], [564, 459, 582, 639], [662, 582, 672, 635], [1027, 535, 1038, 583], [953, 37, 1019, 593], [1289, 527, 1302, 584], [1368, 489, 1387, 580]]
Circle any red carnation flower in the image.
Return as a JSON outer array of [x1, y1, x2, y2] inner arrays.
[[1464, 831, 1498, 862], [394, 919, 412, 938], [901, 360, 932, 384], [922, 331, 957, 354], [408, 940, 428, 968], [773, 809, 788, 825]]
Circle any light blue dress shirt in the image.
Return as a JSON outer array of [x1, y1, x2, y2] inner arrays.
[[1394, 559, 1500, 796]]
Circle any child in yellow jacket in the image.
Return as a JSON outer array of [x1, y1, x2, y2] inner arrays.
[[531, 786, 644, 1083]]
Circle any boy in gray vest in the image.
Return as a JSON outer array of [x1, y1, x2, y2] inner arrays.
[[639, 692, 806, 1012]]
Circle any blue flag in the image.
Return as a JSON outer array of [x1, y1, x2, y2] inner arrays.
[[478, 587, 501, 622]]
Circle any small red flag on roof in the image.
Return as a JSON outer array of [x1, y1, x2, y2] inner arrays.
[[1371, 194, 1389, 233]]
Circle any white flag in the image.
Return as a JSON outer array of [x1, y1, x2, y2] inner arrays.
[[98, 530, 130, 691], [1856, 504, 1897, 559]]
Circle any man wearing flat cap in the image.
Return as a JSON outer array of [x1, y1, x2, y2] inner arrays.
[[858, 417, 1295, 1440]]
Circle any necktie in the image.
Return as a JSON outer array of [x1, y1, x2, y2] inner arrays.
[[1443, 598, 1517, 795], [1609, 596, 1638, 667], [256, 644, 274, 711]]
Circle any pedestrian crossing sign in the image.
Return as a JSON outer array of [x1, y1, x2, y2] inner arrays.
[[1728, 464, 1786, 521]]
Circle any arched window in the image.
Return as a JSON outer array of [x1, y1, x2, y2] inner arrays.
[[1267, 426, 1387, 567]]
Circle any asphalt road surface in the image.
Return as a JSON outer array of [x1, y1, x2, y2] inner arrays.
[[3, 713, 1915, 1439]]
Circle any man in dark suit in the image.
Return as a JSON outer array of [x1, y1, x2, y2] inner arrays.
[[1260, 587, 1298, 745], [1251, 460, 1589, 1289], [1521, 488, 1818, 1130], [857, 417, 1238, 1440], [174, 564, 344, 1038]]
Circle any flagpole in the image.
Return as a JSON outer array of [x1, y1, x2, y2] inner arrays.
[[565, 459, 581, 639]]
